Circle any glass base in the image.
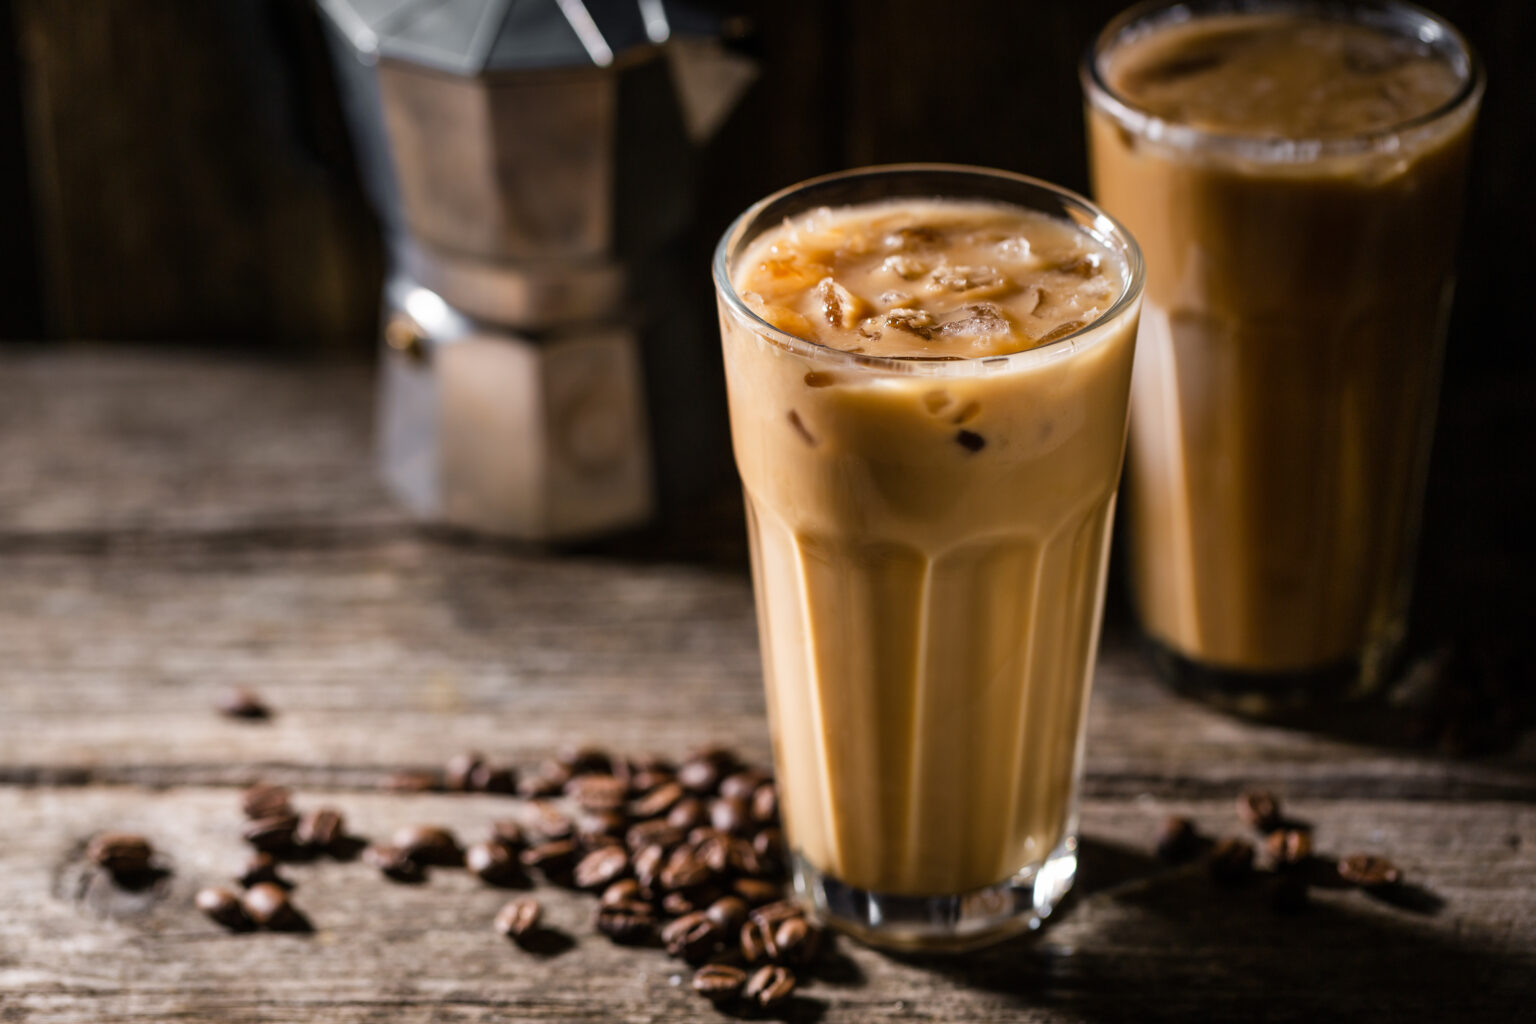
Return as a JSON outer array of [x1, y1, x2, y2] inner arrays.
[[1145, 635, 1399, 719], [790, 834, 1078, 954]]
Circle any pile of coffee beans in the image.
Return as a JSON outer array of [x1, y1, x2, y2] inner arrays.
[[1155, 789, 1405, 912], [184, 745, 820, 1013]]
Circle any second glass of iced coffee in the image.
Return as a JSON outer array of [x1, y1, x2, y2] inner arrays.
[[714, 166, 1143, 950]]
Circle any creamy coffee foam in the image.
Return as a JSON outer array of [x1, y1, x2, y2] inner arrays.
[[722, 197, 1137, 895]]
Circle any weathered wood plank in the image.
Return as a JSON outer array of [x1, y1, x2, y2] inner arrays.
[[1, 787, 1531, 1023]]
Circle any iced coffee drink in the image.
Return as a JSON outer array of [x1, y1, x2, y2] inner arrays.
[[1084, 2, 1482, 707], [713, 166, 1143, 950]]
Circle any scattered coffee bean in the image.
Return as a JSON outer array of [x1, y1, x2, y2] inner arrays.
[[196, 886, 251, 929], [243, 814, 300, 853], [772, 915, 820, 964], [365, 843, 425, 883], [527, 802, 574, 840], [444, 751, 485, 792], [574, 845, 629, 890], [632, 781, 686, 820], [663, 910, 722, 962], [241, 882, 299, 929], [710, 797, 751, 836], [490, 820, 525, 850], [494, 897, 542, 940], [87, 832, 153, 875], [471, 763, 517, 795], [753, 827, 784, 866], [662, 891, 699, 918], [627, 820, 684, 853], [705, 895, 749, 933], [632, 842, 666, 892], [668, 797, 707, 831], [296, 808, 345, 851], [660, 846, 712, 891], [733, 877, 781, 906], [576, 811, 627, 846], [740, 918, 771, 963], [466, 841, 522, 885], [750, 783, 779, 824], [1268, 874, 1309, 913], [241, 783, 292, 821], [602, 879, 642, 906], [394, 825, 462, 866], [677, 758, 723, 795], [1337, 853, 1402, 888], [238, 851, 288, 889], [744, 964, 796, 1008], [520, 839, 580, 879], [719, 771, 766, 802], [568, 774, 629, 813], [1265, 827, 1313, 866], [1156, 816, 1202, 864], [518, 761, 572, 798], [386, 770, 442, 793], [1207, 837, 1255, 884], [596, 900, 656, 944], [1237, 790, 1282, 832], [691, 963, 747, 1002], [558, 745, 613, 776], [217, 688, 271, 720], [749, 900, 803, 929]]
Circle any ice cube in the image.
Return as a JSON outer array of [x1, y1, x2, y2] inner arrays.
[[994, 236, 1032, 261], [938, 303, 1013, 339], [877, 308, 936, 340], [1036, 318, 1086, 343], [883, 225, 942, 252], [880, 254, 929, 280], [879, 290, 915, 307], [816, 277, 868, 329], [1055, 253, 1102, 278]]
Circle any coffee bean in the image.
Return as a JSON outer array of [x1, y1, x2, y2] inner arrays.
[[241, 882, 299, 929], [295, 808, 345, 851], [660, 847, 712, 891], [243, 814, 300, 853], [750, 782, 779, 824], [740, 918, 770, 963], [1268, 874, 1309, 913], [602, 879, 642, 906], [705, 895, 749, 933], [470, 763, 517, 795], [490, 820, 525, 850], [574, 845, 629, 890], [772, 915, 820, 965], [557, 745, 613, 776], [241, 783, 292, 820], [466, 841, 522, 885], [733, 877, 781, 906], [393, 825, 462, 866], [710, 797, 752, 836], [520, 839, 579, 880], [749, 899, 803, 930], [629, 766, 675, 795], [626, 820, 685, 853], [217, 688, 270, 720], [631, 781, 686, 820], [719, 771, 766, 802], [237, 851, 289, 889], [196, 886, 251, 930], [87, 832, 153, 874], [677, 759, 722, 795], [527, 801, 574, 840], [518, 761, 572, 798], [364, 843, 425, 883], [752, 827, 784, 868], [444, 751, 485, 792], [576, 811, 627, 847], [662, 891, 699, 918], [691, 963, 747, 1002], [1237, 790, 1282, 832], [662, 911, 722, 962], [632, 842, 666, 892], [1156, 816, 1202, 864], [695, 834, 734, 876], [567, 773, 628, 812], [744, 964, 796, 1008], [667, 797, 707, 831], [1265, 827, 1313, 866], [596, 900, 656, 944], [689, 745, 740, 771], [1337, 853, 1402, 887], [1207, 837, 1255, 884], [386, 770, 443, 793], [494, 897, 542, 940]]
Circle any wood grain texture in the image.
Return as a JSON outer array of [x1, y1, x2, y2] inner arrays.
[[1, 349, 1533, 1022]]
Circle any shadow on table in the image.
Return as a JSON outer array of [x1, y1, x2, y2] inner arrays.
[[886, 836, 1528, 1023]]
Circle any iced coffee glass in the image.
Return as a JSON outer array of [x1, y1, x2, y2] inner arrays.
[[713, 166, 1143, 950], [1084, 2, 1483, 712]]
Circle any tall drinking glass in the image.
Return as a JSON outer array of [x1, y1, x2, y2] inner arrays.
[[1084, 1, 1483, 712], [713, 166, 1143, 950]]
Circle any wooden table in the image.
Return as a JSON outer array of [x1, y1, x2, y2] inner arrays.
[[2, 346, 1532, 1023]]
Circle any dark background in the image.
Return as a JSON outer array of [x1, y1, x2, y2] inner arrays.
[[0, 0, 1530, 717]]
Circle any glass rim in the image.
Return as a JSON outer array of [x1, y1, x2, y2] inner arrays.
[[711, 163, 1145, 378], [1081, 0, 1485, 164]]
